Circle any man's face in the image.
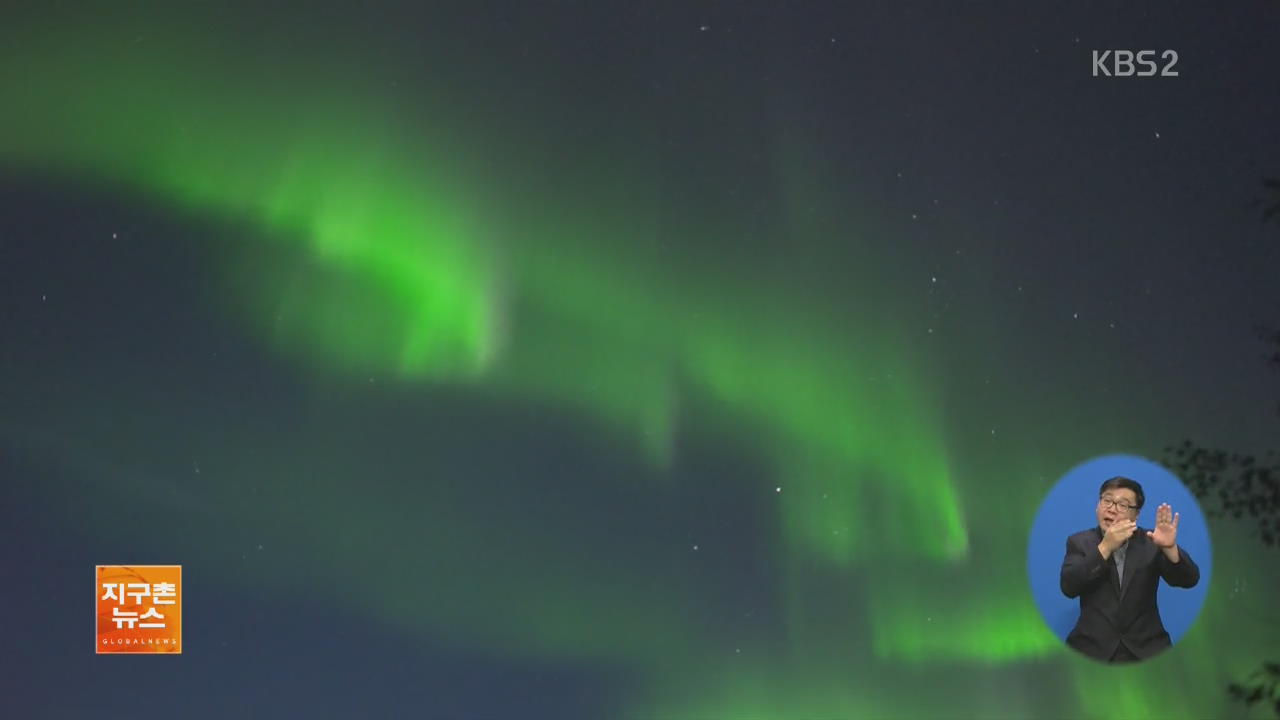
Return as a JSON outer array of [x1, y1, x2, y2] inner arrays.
[[1096, 487, 1139, 529]]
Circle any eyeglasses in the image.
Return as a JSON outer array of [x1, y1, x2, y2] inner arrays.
[[1099, 497, 1137, 513]]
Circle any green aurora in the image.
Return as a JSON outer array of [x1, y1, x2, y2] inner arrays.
[[2, 9, 1275, 719]]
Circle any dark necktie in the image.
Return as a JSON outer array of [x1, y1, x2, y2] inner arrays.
[[1115, 541, 1128, 590]]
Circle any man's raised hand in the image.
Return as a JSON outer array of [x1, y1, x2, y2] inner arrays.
[[1147, 503, 1179, 548]]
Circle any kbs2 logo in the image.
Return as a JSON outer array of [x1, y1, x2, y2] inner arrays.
[[96, 565, 182, 654], [1092, 50, 1179, 77]]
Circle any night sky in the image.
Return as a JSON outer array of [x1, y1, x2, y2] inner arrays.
[[3, 2, 1280, 718]]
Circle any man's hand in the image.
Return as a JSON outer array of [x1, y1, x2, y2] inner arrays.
[[1146, 502, 1180, 549], [1100, 519, 1136, 556]]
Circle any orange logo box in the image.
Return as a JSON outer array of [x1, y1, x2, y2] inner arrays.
[[95, 565, 182, 654]]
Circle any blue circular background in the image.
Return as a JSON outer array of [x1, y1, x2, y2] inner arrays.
[[1027, 453, 1212, 645]]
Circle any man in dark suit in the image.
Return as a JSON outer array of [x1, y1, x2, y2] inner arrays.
[[1060, 476, 1200, 663]]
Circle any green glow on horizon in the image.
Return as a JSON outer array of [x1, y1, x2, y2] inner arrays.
[[864, 564, 1062, 662]]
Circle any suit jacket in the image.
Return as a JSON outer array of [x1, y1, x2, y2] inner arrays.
[[1060, 526, 1200, 662]]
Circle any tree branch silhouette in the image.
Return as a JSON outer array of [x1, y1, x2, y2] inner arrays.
[[1161, 176, 1280, 718]]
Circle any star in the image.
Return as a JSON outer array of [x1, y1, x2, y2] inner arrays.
[[699, 25, 709, 32]]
